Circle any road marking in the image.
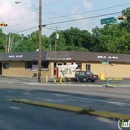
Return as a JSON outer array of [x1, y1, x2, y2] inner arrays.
[[97, 117, 116, 123], [4, 95, 15, 98], [42, 99, 64, 103], [23, 92, 31, 95], [7, 90, 14, 93], [48, 93, 130, 106], [73, 97, 130, 106], [35, 97, 44, 100], [53, 93, 70, 97], [9, 106, 20, 110]]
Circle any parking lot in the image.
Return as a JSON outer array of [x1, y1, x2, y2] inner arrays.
[[0, 76, 129, 87]]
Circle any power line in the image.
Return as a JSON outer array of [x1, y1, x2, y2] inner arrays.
[[15, 26, 38, 34], [2, 9, 37, 22], [5, 22, 36, 26], [45, 11, 121, 26], [50, 2, 130, 19], [4, 10, 68, 23], [43, 0, 65, 7], [12, 11, 121, 34], [44, 27, 90, 37], [1, 0, 66, 23], [44, 27, 56, 31]]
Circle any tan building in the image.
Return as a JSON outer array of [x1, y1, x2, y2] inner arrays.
[[1, 51, 130, 78]]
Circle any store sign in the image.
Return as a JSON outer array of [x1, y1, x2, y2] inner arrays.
[[97, 56, 118, 59], [32, 65, 38, 71], [47, 57, 72, 60], [8, 55, 23, 58]]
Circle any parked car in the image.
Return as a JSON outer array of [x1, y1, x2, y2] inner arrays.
[[75, 71, 99, 82]]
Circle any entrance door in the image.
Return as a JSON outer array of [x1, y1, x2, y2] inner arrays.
[[0, 63, 2, 75]]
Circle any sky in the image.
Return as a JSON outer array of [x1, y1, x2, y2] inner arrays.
[[0, 0, 130, 37]]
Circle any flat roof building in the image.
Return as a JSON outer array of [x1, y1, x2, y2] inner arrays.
[[0, 51, 130, 78]]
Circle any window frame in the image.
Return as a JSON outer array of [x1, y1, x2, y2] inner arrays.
[[25, 61, 32, 71], [3, 63, 9, 69], [25, 61, 49, 71], [32, 61, 38, 71], [41, 61, 49, 71], [86, 64, 91, 71]]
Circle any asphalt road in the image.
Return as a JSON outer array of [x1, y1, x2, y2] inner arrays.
[[0, 77, 129, 130], [0, 88, 118, 130]]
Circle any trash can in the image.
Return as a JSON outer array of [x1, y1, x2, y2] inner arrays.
[[33, 73, 37, 77], [100, 73, 104, 80]]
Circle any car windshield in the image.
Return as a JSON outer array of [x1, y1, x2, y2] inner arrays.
[[86, 71, 93, 75]]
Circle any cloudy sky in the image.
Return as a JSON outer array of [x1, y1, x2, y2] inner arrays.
[[0, 0, 130, 36]]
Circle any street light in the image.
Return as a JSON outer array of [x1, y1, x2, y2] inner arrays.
[[15, 0, 42, 82], [15, 1, 39, 10]]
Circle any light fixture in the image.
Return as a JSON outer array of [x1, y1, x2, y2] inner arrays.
[[15, 1, 21, 4]]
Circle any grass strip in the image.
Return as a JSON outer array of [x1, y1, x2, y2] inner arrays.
[[11, 99, 130, 120]]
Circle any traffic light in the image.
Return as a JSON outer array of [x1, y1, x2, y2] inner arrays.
[[0, 23, 8, 26], [117, 15, 127, 20]]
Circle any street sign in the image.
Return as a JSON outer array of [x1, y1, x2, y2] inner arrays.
[[101, 17, 116, 25], [56, 62, 78, 69], [56, 63, 78, 78], [102, 59, 109, 64]]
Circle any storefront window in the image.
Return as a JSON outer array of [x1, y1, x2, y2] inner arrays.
[[32, 61, 38, 71], [3, 63, 9, 69], [86, 64, 91, 71], [41, 61, 49, 71], [25, 61, 49, 71], [25, 61, 32, 70]]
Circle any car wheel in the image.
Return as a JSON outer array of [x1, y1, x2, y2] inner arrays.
[[91, 80, 95, 82], [83, 77, 87, 82]]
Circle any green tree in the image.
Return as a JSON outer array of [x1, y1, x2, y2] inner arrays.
[[49, 31, 66, 51]]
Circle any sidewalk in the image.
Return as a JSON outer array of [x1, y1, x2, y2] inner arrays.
[[12, 80, 128, 88], [20, 82, 104, 87], [1, 76, 129, 88], [0, 76, 130, 100]]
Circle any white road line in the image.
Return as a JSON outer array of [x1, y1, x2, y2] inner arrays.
[[9, 106, 20, 110], [42, 99, 64, 103], [73, 97, 130, 106], [53, 93, 70, 97], [53, 93, 130, 106], [23, 92, 31, 95], [52, 93, 130, 106]]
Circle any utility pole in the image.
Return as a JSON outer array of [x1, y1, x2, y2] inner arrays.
[[50, 43, 51, 51], [55, 26, 57, 51], [8, 33, 11, 53], [54, 26, 59, 51], [38, 0, 42, 82]]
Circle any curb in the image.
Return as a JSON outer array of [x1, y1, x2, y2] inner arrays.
[[100, 78, 123, 81], [10, 99, 130, 120], [22, 82, 103, 87]]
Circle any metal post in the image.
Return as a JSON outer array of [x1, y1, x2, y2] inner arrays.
[[38, 0, 42, 82], [55, 26, 57, 51], [105, 64, 109, 85]]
